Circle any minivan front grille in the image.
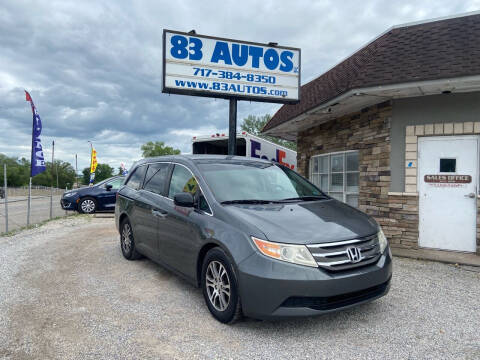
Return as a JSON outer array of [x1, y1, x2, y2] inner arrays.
[[306, 234, 381, 272]]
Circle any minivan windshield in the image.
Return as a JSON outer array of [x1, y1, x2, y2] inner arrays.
[[197, 161, 326, 203]]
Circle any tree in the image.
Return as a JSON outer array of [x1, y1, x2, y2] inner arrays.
[[0, 154, 29, 187], [240, 114, 297, 151], [82, 163, 114, 185], [0, 154, 75, 188], [141, 141, 181, 157], [32, 160, 76, 189]]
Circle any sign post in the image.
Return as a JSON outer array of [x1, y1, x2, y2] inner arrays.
[[162, 30, 301, 155], [228, 99, 237, 155]]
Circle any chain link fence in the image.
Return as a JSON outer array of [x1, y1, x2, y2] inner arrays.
[[1, 165, 74, 235]]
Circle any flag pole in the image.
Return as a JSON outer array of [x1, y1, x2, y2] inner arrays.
[[88, 141, 93, 186], [27, 177, 31, 226], [25, 90, 46, 226], [27, 90, 34, 227]]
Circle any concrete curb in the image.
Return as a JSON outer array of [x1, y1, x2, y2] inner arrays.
[[392, 247, 480, 267]]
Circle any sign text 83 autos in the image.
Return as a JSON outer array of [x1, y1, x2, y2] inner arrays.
[[163, 30, 300, 103], [169, 35, 297, 73]]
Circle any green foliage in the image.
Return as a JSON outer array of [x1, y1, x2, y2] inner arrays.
[[0, 154, 30, 187], [32, 160, 76, 189], [82, 163, 114, 185], [240, 114, 297, 151], [0, 154, 75, 188], [141, 141, 181, 157]]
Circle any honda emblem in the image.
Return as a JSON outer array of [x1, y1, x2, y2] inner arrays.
[[346, 247, 362, 263]]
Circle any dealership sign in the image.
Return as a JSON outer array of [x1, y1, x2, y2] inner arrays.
[[162, 30, 301, 103]]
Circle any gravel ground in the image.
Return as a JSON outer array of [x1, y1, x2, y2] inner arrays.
[[0, 216, 479, 360]]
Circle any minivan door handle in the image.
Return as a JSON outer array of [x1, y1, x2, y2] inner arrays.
[[464, 192, 476, 199], [151, 209, 168, 218]]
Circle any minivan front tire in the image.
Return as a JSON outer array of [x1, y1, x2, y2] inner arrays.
[[201, 247, 242, 324], [120, 219, 141, 260]]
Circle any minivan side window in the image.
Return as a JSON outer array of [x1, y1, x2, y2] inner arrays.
[[168, 165, 197, 198], [143, 163, 170, 196], [168, 164, 212, 214], [198, 194, 210, 213], [125, 165, 146, 190]]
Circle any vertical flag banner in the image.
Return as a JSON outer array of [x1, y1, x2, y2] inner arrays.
[[89, 148, 98, 184], [25, 91, 46, 177], [120, 162, 128, 176]]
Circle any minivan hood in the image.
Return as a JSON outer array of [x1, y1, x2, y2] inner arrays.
[[224, 199, 378, 245]]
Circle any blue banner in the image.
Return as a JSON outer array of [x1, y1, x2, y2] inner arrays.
[[25, 91, 46, 177]]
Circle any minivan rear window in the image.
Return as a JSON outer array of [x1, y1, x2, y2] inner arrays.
[[125, 165, 146, 190]]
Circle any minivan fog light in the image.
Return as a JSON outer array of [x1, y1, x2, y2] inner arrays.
[[378, 227, 388, 253], [251, 237, 318, 268]]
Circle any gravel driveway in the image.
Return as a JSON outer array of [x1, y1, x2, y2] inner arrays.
[[0, 216, 479, 359]]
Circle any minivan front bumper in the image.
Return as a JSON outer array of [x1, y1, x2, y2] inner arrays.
[[237, 246, 392, 320]]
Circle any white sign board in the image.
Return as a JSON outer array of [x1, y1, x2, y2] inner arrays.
[[162, 30, 301, 103]]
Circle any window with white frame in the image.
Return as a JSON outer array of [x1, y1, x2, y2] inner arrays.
[[309, 151, 359, 207]]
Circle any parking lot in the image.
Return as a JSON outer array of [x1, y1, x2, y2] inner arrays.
[[0, 216, 479, 359]]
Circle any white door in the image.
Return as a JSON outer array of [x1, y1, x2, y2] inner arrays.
[[418, 136, 478, 252]]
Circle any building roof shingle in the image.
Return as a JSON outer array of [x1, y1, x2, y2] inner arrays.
[[263, 13, 480, 132]]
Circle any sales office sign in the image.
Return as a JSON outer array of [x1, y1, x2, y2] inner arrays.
[[162, 30, 301, 103], [424, 175, 472, 183]]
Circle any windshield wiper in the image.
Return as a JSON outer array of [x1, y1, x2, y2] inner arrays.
[[279, 195, 329, 202], [221, 199, 280, 205]]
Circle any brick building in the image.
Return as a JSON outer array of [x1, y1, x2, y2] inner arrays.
[[263, 13, 480, 255]]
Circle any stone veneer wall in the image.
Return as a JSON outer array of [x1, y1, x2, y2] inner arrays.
[[297, 101, 420, 250]]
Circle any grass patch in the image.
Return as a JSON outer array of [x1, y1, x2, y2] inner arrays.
[[0, 213, 87, 237]]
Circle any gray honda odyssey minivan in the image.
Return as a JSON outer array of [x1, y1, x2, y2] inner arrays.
[[115, 155, 392, 323]]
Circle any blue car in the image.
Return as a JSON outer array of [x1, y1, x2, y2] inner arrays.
[[61, 176, 125, 214]]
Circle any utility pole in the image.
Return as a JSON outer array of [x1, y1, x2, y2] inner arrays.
[[4, 164, 8, 233], [75, 154, 78, 188], [50, 140, 54, 219], [56, 150, 59, 189]]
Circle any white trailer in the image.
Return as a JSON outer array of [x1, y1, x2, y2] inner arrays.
[[192, 131, 297, 170]]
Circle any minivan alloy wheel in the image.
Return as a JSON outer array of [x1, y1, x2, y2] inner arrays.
[[80, 199, 95, 213], [205, 261, 231, 311], [121, 223, 132, 254]]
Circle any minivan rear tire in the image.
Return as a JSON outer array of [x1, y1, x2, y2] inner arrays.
[[120, 219, 141, 260], [201, 247, 242, 324]]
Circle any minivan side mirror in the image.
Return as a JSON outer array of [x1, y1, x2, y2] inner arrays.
[[105, 184, 113, 191], [174, 192, 194, 207]]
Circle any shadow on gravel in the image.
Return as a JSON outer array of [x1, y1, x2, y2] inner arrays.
[[126, 248, 388, 334]]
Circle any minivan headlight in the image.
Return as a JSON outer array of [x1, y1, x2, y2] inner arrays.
[[378, 227, 388, 253], [251, 237, 318, 268]]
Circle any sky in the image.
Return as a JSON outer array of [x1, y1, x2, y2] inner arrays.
[[1, 0, 479, 173]]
